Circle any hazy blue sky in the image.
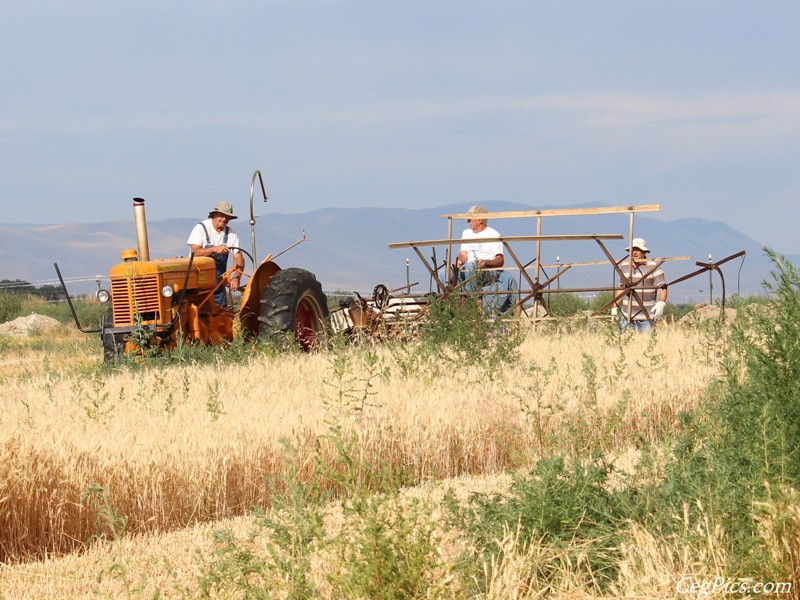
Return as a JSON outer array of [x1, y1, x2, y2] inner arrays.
[[2, 1, 799, 253]]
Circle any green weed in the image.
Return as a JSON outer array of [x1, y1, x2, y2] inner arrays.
[[0, 291, 23, 323], [194, 437, 325, 599], [327, 494, 449, 600], [323, 347, 385, 416], [81, 483, 129, 545], [205, 379, 225, 421], [69, 369, 116, 422], [514, 357, 561, 457], [406, 294, 523, 382], [547, 292, 589, 317], [446, 456, 630, 594]]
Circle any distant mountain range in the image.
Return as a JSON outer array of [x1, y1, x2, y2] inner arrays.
[[2, 201, 789, 299]]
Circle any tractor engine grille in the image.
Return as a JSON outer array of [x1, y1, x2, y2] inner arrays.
[[110, 274, 162, 326]]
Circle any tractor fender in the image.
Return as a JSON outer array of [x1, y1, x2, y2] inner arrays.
[[238, 260, 281, 336]]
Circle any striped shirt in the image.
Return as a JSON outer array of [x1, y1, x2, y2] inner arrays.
[[618, 259, 666, 321]]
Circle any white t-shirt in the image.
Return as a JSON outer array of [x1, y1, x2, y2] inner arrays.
[[459, 226, 503, 263], [186, 219, 241, 253]]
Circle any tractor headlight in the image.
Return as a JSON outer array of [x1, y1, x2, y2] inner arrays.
[[96, 289, 111, 304], [161, 284, 175, 298]]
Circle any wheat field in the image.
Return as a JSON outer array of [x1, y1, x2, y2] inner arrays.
[[0, 321, 727, 598]]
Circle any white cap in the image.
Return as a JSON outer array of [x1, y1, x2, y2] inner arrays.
[[626, 237, 650, 253]]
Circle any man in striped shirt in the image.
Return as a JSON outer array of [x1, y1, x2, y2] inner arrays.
[[612, 238, 668, 332]]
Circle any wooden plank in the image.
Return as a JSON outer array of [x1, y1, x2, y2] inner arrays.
[[440, 204, 661, 220], [539, 255, 692, 269], [388, 233, 624, 249]]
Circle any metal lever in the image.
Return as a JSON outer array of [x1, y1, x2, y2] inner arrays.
[[249, 170, 269, 260], [269, 231, 308, 263]]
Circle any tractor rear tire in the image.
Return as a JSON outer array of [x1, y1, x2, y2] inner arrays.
[[258, 268, 329, 351]]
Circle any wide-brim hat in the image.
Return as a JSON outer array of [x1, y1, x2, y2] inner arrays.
[[626, 237, 650, 253], [209, 201, 237, 219]]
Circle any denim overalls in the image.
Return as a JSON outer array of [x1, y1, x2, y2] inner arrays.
[[199, 222, 230, 306]]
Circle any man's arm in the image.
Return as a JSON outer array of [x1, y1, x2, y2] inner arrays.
[[611, 282, 628, 315], [478, 254, 504, 269], [229, 251, 245, 292], [656, 270, 668, 303], [189, 243, 230, 257], [455, 250, 468, 268], [233, 251, 244, 271], [455, 252, 504, 270]]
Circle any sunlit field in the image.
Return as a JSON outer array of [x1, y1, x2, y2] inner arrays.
[[1, 278, 799, 599]]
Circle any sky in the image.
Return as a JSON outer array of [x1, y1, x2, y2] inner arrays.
[[2, 0, 799, 253]]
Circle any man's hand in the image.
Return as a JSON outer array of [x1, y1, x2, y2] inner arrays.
[[652, 300, 666, 320], [611, 306, 618, 317]]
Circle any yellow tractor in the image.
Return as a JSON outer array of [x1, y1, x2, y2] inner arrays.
[[56, 180, 328, 362]]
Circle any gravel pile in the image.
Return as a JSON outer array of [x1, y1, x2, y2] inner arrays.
[[0, 314, 63, 337]]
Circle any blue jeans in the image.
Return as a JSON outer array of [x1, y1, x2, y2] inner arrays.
[[460, 264, 518, 314], [214, 284, 228, 307], [619, 317, 652, 332], [213, 254, 229, 306]]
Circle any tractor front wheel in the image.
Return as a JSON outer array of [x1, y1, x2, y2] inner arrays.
[[101, 308, 125, 363], [258, 268, 329, 351]]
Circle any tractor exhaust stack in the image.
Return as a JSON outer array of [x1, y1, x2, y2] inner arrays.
[[132, 197, 150, 262]]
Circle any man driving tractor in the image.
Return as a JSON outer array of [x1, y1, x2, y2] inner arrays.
[[187, 201, 246, 306]]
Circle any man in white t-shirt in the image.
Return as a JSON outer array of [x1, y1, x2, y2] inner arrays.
[[186, 201, 245, 306], [454, 205, 517, 314]]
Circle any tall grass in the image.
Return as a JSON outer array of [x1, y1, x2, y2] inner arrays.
[[447, 250, 800, 595], [0, 323, 714, 566], [2, 259, 798, 598]]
